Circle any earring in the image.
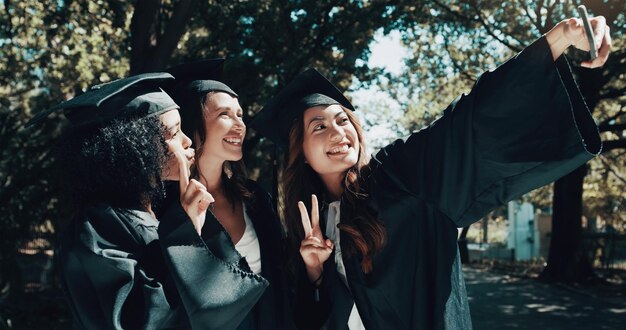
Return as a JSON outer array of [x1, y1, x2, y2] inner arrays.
[[223, 161, 233, 179]]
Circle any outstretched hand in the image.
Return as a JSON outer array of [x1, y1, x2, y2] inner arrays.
[[563, 16, 611, 68], [546, 15, 611, 68], [175, 151, 214, 235], [298, 194, 334, 284]]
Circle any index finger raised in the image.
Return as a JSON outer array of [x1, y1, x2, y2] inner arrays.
[[176, 152, 190, 197]]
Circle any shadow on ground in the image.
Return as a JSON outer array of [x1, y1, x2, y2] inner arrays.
[[465, 266, 626, 329]]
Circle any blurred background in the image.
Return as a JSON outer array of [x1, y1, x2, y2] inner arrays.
[[0, 0, 624, 329]]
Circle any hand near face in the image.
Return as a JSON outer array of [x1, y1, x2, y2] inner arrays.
[[298, 194, 334, 284], [175, 151, 214, 235]]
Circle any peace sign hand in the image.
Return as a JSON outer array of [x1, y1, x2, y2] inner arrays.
[[298, 194, 334, 284]]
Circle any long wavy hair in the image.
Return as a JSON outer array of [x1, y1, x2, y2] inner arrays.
[[179, 91, 251, 207], [59, 114, 168, 210], [282, 107, 386, 274]]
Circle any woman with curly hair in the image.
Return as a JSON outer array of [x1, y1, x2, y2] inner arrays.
[[166, 59, 294, 329], [29, 73, 268, 329], [251, 16, 611, 329]]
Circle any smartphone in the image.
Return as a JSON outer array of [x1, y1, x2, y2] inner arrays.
[[577, 5, 598, 60]]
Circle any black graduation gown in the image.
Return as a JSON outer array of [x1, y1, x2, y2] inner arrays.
[[158, 180, 295, 330], [57, 199, 268, 329], [201, 180, 294, 330], [57, 205, 191, 329], [294, 36, 601, 329]]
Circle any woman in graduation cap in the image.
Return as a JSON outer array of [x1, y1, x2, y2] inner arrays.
[[165, 59, 294, 329], [29, 73, 268, 329], [251, 16, 611, 329]]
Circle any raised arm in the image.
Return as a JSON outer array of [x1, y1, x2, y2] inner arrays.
[[545, 16, 611, 66], [372, 17, 611, 228]]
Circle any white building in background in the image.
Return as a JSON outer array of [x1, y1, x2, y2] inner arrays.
[[507, 201, 553, 261]]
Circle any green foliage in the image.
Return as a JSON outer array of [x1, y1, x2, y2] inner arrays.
[[0, 1, 130, 269]]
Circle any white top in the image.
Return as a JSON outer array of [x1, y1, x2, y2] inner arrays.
[[234, 203, 262, 274], [325, 201, 365, 330]]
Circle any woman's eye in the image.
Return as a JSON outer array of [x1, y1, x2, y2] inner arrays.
[[338, 117, 349, 124], [313, 124, 326, 131]]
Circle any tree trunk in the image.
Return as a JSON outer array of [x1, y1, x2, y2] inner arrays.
[[129, 0, 194, 74], [540, 165, 595, 283]]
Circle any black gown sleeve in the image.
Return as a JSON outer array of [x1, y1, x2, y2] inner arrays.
[[56, 206, 179, 330], [157, 201, 269, 330], [372, 36, 601, 227], [293, 257, 335, 330]]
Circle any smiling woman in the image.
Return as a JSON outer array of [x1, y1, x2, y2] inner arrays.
[[302, 105, 361, 193], [166, 59, 294, 329], [198, 91, 246, 174], [251, 14, 610, 330]]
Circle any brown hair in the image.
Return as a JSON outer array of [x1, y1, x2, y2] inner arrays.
[[180, 91, 251, 207], [282, 107, 386, 273]]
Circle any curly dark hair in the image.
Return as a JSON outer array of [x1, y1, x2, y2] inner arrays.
[[58, 114, 169, 210]]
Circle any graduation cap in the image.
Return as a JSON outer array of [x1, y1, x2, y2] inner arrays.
[[250, 68, 355, 147], [26, 72, 177, 127], [165, 58, 238, 105]]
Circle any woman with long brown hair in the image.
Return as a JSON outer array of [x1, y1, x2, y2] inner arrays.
[[167, 59, 294, 329], [252, 16, 611, 329]]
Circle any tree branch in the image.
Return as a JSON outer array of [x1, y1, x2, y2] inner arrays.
[[598, 155, 626, 185], [594, 87, 626, 102], [443, 36, 476, 83], [152, 0, 195, 70], [535, 0, 545, 32], [602, 139, 626, 152], [543, 0, 559, 31], [599, 123, 626, 133], [468, 1, 523, 52], [3, 0, 13, 37], [431, 0, 474, 21], [522, 2, 536, 29], [434, 0, 522, 53]]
